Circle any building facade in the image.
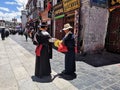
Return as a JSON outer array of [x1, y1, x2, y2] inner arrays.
[[80, 0, 109, 53], [105, 0, 120, 53], [25, 0, 120, 54]]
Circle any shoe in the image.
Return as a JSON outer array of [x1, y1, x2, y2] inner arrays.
[[61, 70, 69, 75], [70, 73, 77, 78], [58, 72, 77, 80]]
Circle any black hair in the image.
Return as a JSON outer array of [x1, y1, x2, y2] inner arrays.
[[41, 26, 47, 28]]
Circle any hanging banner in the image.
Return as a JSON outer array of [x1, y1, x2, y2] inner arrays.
[[62, 0, 80, 12]]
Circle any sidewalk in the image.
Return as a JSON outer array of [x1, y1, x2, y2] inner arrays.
[[0, 37, 78, 90], [1, 35, 120, 90]]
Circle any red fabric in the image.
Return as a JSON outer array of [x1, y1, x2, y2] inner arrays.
[[47, 2, 51, 11], [35, 45, 43, 56], [58, 43, 68, 53], [58, 44, 78, 53], [75, 46, 78, 53]]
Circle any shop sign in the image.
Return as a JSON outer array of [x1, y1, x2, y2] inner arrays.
[[54, 3, 64, 16], [62, 0, 80, 12], [109, 0, 120, 7], [91, 0, 108, 8]]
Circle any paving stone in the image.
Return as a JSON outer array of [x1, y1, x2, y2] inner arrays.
[[114, 74, 120, 80], [18, 78, 39, 90], [83, 84, 104, 90], [104, 78, 118, 85], [103, 87, 113, 90], [0, 59, 9, 66], [9, 35, 120, 90], [110, 83, 120, 90], [0, 64, 18, 90]]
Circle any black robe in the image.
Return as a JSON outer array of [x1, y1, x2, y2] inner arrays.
[[34, 30, 52, 77], [62, 32, 76, 74], [1, 28, 5, 40]]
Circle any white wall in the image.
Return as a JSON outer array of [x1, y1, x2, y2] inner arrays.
[[21, 10, 27, 30], [80, 0, 109, 53]]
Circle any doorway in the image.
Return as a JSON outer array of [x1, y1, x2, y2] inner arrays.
[[105, 8, 120, 53]]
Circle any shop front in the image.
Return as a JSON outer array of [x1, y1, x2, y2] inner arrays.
[[62, 0, 80, 53], [54, 2, 65, 40], [105, 0, 120, 53]]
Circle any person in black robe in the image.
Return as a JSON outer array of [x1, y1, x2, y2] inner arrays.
[[60, 23, 76, 78], [1, 27, 5, 40], [33, 22, 52, 78]]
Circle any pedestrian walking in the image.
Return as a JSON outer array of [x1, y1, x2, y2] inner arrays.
[[33, 22, 53, 78], [59, 23, 76, 78], [1, 27, 5, 40], [24, 27, 28, 42]]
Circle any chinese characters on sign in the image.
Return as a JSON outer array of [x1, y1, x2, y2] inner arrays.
[[62, 0, 80, 12], [54, 3, 64, 16]]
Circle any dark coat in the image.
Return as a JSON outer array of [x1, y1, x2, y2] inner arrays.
[[1, 28, 5, 40], [62, 32, 76, 74], [34, 30, 52, 77]]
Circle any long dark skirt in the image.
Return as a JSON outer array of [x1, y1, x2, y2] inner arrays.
[[65, 49, 76, 74], [35, 46, 51, 77]]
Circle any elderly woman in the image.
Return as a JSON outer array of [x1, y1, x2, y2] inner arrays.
[[33, 22, 52, 78], [60, 23, 76, 77]]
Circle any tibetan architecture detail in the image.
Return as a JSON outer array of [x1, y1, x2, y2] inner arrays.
[[62, 0, 80, 12]]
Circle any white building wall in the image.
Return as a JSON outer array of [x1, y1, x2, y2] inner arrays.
[[21, 10, 27, 30], [80, 0, 109, 53]]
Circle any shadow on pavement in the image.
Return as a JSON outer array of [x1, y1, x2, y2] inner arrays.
[[31, 73, 77, 83], [31, 75, 53, 83], [57, 73, 77, 81], [76, 51, 120, 67], [31, 74, 61, 83]]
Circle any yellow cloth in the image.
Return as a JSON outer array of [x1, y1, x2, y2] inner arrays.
[[54, 40, 62, 47]]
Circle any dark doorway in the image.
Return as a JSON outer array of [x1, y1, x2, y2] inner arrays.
[[105, 8, 120, 54], [55, 18, 64, 40]]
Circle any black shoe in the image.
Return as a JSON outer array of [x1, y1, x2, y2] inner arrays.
[[70, 73, 77, 78], [61, 70, 69, 75], [58, 73, 77, 80]]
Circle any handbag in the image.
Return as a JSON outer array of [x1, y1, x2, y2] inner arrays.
[[58, 43, 68, 52]]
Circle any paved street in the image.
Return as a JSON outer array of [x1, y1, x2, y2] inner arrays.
[[0, 34, 120, 90]]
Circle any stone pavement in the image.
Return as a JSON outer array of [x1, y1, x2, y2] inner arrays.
[[0, 37, 78, 90], [1, 35, 120, 90]]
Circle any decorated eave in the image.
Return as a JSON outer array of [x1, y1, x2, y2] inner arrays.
[[109, 0, 120, 12], [109, 5, 120, 12]]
